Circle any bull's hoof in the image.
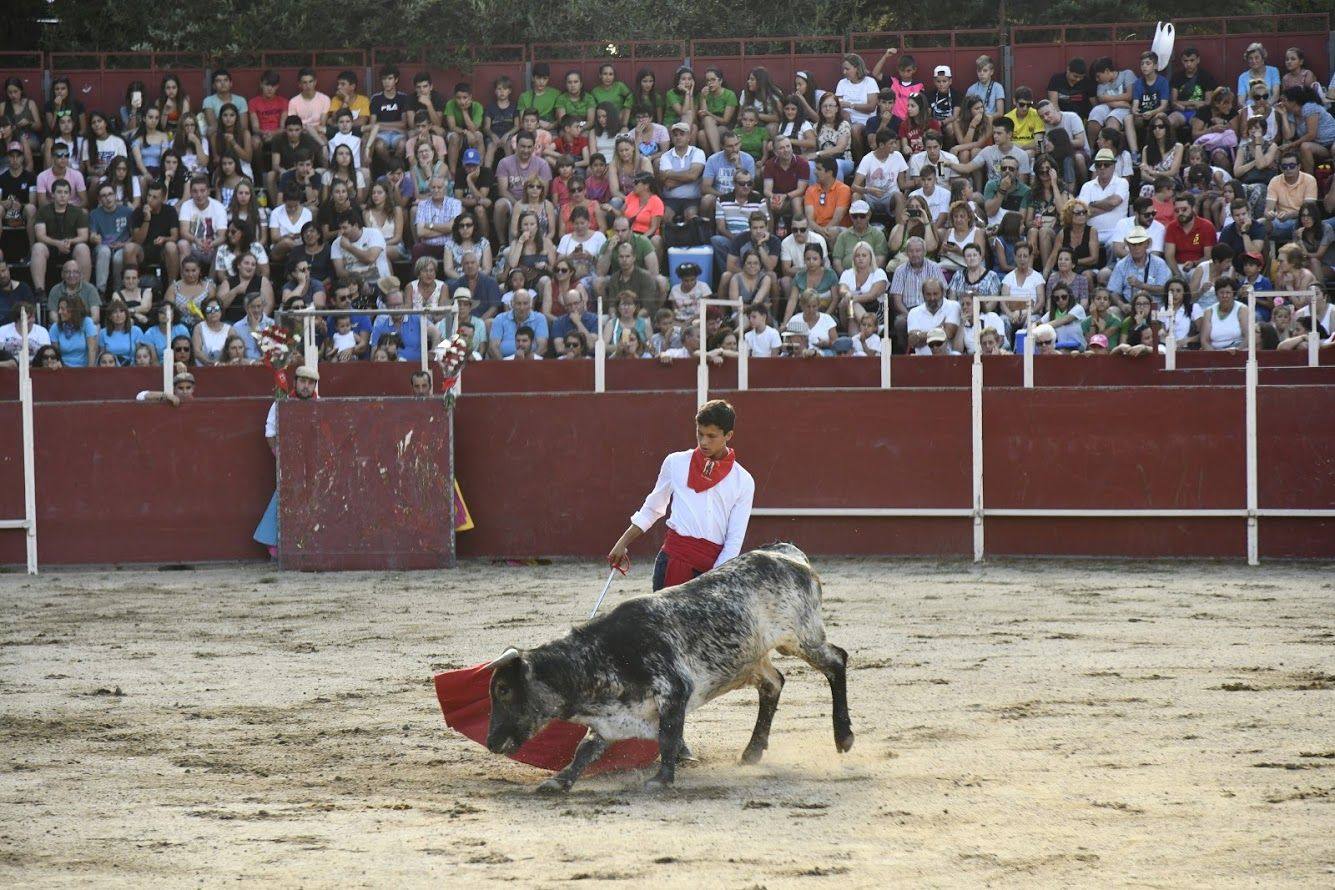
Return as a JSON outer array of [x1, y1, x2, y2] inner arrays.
[[643, 776, 675, 792], [836, 730, 855, 753], [739, 742, 767, 765], [677, 743, 700, 764], [536, 778, 570, 795]]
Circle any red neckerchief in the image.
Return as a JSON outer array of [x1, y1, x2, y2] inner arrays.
[[687, 447, 735, 493]]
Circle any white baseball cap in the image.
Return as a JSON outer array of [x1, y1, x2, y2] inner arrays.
[[849, 200, 871, 216], [934, 65, 952, 78]]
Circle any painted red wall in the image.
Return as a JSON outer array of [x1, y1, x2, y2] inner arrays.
[[3, 383, 1328, 567]]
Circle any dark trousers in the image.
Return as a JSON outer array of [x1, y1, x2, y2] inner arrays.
[[652, 549, 704, 591]]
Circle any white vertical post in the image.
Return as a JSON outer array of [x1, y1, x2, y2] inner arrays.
[[1245, 286, 1259, 566], [418, 313, 429, 374], [1162, 305, 1177, 371], [737, 330, 748, 390], [303, 314, 316, 370], [161, 318, 174, 393], [697, 307, 708, 408], [18, 309, 37, 574], [1023, 306, 1034, 388], [594, 295, 605, 393], [1308, 286, 1321, 368], [879, 294, 890, 389], [971, 305, 984, 564]]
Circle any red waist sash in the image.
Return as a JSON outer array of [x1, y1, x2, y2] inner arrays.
[[662, 528, 723, 587]]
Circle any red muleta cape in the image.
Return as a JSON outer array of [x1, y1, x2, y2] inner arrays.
[[433, 664, 659, 774]]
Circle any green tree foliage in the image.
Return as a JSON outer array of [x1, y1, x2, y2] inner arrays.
[[12, 0, 1330, 57]]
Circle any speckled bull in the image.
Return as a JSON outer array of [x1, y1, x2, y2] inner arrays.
[[484, 544, 854, 792]]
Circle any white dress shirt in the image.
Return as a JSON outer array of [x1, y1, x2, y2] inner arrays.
[[630, 449, 755, 567]]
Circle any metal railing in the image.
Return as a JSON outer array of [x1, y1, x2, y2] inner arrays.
[[283, 305, 458, 379]]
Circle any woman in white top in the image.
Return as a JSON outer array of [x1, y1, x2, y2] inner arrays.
[[999, 242, 1045, 327], [834, 53, 879, 151], [837, 240, 889, 328], [938, 200, 986, 272], [1199, 277, 1250, 350], [191, 296, 232, 365], [172, 114, 210, 176], [365, 181, 405, 262], [85, 112, 127, 180], [268, 191, 313, 266], [775, 97, 816, 153], [1162, 276, 1202, 349], [786, 288, 839, 356], [590, 103, 622, 159], [407, 256, 446, 308]]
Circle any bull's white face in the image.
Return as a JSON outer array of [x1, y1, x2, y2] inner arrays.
[[485, 651, 549, 755]]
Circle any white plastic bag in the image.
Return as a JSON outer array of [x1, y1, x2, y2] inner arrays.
[[1151, 22, 1176, 72]]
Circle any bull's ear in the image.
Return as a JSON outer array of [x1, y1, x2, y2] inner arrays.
[[486, 647, 522, 671]]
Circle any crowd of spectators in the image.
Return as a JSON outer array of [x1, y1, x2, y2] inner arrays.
[[0, 42, 1332, 371]]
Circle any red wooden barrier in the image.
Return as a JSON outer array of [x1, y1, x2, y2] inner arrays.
[[847, 30, 1006, 93], [2, 353, 1331, 403], [690, 36, 848, 99], [10, 21, 1329, 111], [0, 385, 1330, 567], [1009, 15, 1330, 96]]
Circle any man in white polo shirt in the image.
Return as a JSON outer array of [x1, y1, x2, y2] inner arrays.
[[608, 399, 755, 590], [1076, 147, 1129, 246]]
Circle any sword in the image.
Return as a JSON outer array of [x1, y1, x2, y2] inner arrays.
[[588, 566, 619, 619]]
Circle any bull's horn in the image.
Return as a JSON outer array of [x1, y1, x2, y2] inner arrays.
[[486, 647, 522, 670]]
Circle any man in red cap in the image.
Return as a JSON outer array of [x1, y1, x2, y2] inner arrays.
[[608, 399, 755, 590]]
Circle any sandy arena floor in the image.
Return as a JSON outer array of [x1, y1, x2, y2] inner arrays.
[[1, 558, 1332, 887]]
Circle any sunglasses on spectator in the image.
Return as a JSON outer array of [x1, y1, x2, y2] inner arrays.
[[1252, 92, 1269, 100], [1017, 101, 1032, 108], [459, 219, 474, 226], [53, 150, 69, 157], [1072, 208, 1087, 215], [1152, 123, 1168, 129], [1281, 162, 1298, 170], [1094, 161, 1113, 168], [793, 224, 808, 231], [1000, 166, 1018, 173]]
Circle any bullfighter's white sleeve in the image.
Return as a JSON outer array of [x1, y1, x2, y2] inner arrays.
[[629, 454, 675, 533], [715, 469, 754, 567]]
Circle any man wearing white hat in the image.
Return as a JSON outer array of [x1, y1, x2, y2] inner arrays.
[[832, 200, 887, 273], [1076, 147, 1129, 246], [1107, 226, 1170, 305]]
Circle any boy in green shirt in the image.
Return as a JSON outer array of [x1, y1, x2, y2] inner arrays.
[[518, 63, 561, 130], [443, 82, 485, 172]]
